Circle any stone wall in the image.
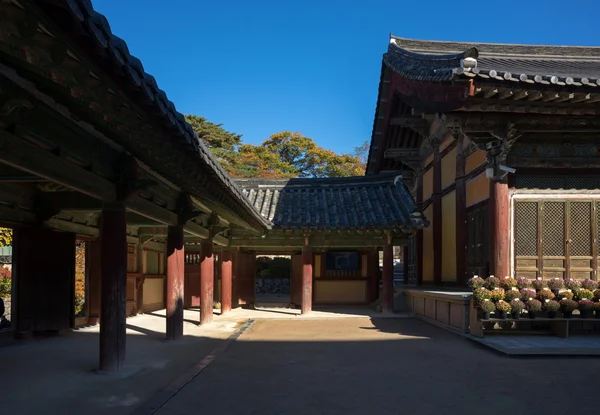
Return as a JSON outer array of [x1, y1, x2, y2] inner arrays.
[[256, 278, 290, 294]]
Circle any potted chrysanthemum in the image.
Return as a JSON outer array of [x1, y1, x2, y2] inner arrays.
[[526, 299, 542, 319], [559, 299, 578, 318], [510, 299, 524, 319], [578, 299, 594, 318], [516, 277, 531, 290], [495, 300, 511, 319], [531, 278, 545, 292], [543, 299, 560, 319], [547, 278, 564, 297], [478, 299, 496, 320]]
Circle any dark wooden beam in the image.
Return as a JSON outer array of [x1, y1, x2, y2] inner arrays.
[[0, 130, 116, 201], [230, 236, 408, 248]]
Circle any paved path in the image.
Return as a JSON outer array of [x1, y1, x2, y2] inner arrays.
[[156, 318, 599, 415]]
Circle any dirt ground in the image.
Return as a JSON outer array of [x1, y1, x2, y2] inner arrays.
[[157, 318, 600, 415]]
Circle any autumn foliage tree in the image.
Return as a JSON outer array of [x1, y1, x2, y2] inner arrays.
[[185, 114, 365, 178]]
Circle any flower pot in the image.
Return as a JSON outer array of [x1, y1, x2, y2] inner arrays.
[[547, 311, 557, 319], [528, 311, 536, 319], [535, 288, 541, 293], [497, 311, 507, 320], [596, 310, 600, 319], [511, 312, 520, 320], [580, 310, 590, 319], [551, 289, 560, 297], [482, 312, 491, 320], [563, 310, 573, 319]]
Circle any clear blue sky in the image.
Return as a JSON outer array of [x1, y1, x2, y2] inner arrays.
[[94, 0, 597, 154]]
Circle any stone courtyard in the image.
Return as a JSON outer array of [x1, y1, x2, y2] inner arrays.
[[3, 310, 599, 414]]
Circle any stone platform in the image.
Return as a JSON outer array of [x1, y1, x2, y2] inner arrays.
[[466, 334, 600, 356]]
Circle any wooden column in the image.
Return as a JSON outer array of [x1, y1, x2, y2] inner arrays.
[[489, 179, 510, 278], [166, 224, 184, 341], [87, 240, 102, 325], [416, 171, 424, 285], [455, 135, 467, 285], [301, 245, 313, 314], [99, 202, 127, 372], [433, 144, 442, 285], [199, 239, 214, 325], [367, 249, 380, 302], [220, 249, 232, 314], [402, 245, 409, 285], [382, 243, 393, 312]]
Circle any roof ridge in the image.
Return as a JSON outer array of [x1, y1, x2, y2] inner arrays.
[[390, 35, 600, 60]]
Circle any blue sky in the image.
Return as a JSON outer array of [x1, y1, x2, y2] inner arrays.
[[94, 0, 598, 154]]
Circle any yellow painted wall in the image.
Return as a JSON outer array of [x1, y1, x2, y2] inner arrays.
[[425, 153, 434, 167], [441, 191, 457, 282], [314, 280, 367, 303], [143, 277, 164, 308], [466, 150, 486, 174], [423, 168, 433, 200], [441, 148, 456, 189], [466, 173, 490, 207], [423, 205, 434, 282]]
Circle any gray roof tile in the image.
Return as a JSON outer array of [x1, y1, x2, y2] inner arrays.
[[386, 36, 600, 87], [235, 174, 428, 231]]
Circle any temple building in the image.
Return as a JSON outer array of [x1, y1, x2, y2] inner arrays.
[[367, 35, 600, 286]]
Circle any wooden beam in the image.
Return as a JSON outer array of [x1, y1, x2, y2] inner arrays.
[[44, 218, 99, 237], [126, 196, 178, 226], [230, 236, 408, 248], [0, 130, 116, 201]]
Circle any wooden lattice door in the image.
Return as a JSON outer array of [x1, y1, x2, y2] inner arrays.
[[514, 201, 540, 279], [514, 199, 597, 281], [568, 201, 594, 280]]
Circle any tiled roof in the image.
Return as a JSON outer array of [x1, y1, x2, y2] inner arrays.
[[386, 36, 600, 87], [235, 174, 428, 231], [38, 0, 269, 230]]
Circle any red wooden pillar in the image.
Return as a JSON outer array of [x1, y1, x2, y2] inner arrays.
[[87, 240, 102, 325], [382, 244, 394, 312], [455, 135, 467, 285], [166, 224, 184, 340], [99, 202, 127, 372], [490, 179, 510, 278], [220, 249, 232, 314], [199, 239, 214, 325], [301, 245, 313, 314]]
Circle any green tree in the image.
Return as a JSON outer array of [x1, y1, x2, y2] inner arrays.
[[184, 114, 242, 150], [0, 228, 12, 247], [261, 132, 364, 177], [185, 115, 365, 178]]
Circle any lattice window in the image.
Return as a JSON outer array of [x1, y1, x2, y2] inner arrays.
[[543, 202, 565, 256], [570, 202, 592, 256], [515, 201, 538, 256]]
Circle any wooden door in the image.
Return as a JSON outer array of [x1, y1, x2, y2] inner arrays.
[[541, 201, 566, 279], [567, 201, 593, 280], [466, 203, 489, 277], [514, 199, 597, 281], [514, 200, 540, 279]]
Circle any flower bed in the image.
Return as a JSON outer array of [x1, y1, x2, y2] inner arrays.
[[467, 275, 600, 320]]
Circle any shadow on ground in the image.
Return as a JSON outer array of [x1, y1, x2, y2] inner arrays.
[[3, 314, 600, 415]]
